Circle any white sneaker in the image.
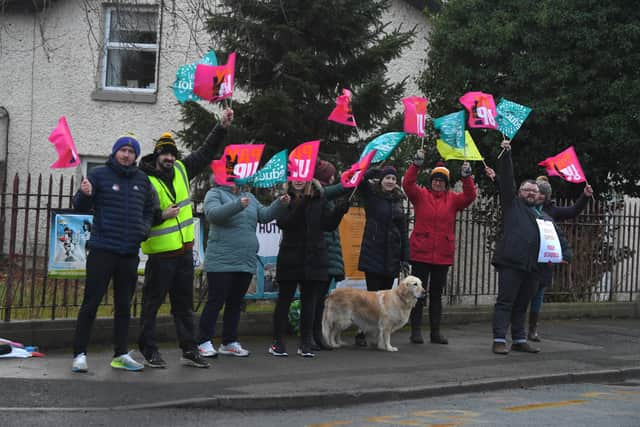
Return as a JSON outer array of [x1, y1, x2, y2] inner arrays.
[[110, 351, 144, 371], [198, 340, 218, 358], [72, 353, 88, 373], [218, 341, 250, 357]]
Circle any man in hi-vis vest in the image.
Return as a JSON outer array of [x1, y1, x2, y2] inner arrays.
[[138, 108, 234, 369]]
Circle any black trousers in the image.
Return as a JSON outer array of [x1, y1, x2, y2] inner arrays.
[[411, 262, 449, 331], [273, 279, 324, 347], [197, 271, 252, 345], [364, 271, 395, 291], [73, 248, 138, 357], [138, 250, 197, 355], [492, 266, 539, 342]]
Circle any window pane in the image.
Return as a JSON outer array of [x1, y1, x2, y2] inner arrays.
[[105, 49, 157, 89], [109, 9, 157, 44]]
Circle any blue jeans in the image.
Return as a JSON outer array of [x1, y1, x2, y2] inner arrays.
[[530, 264, 553, 313]]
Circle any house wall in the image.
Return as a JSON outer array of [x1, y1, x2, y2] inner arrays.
[[0, 0, 430, 182]]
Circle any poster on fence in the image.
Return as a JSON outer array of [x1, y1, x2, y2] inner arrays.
[[247, 220, 282, 299], [47, 210, 205, 278]]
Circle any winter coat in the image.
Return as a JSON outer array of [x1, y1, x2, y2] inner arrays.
[[323, 183, 351, 280], [357, 171, 409, 277], [403, 163, 476, 266], [276, 182, 348, 282], [491, 150, 543, 273], [73, 155, 153, 255], [203, 186, 287, 273]]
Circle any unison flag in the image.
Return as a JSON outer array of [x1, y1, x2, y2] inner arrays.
[[402, 96, 428, 137], [193, 52, 236, 102], [341, 150, 377, 188], [459, 91, 498, 130], [49, 116, 80, 169], [328, 88, 357, 127], [538, 146, 586, 183], [211, 144, 264, 186], [288, 140, 320, 182]]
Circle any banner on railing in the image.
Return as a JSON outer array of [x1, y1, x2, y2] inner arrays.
[[47, 211, 205, 278]]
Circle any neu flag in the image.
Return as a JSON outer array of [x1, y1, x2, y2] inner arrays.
[[49, 116, 80, 169], [235, 149, 289, 188], [172, 50, 218, 104], [459, 91, 498, 130], [193, 52, 236, 102], [538, 146, 586, 183], [402, 96, 428, 137], [341, 149, 377, 188], [496, 98, 532, 139], [433, 111, 466, 149], [288, 140, 320, 182], [359, 132, 405, 163], [211, 144, 264, 186], [436, 131, 484, 161], [328, 88, 357, 127]]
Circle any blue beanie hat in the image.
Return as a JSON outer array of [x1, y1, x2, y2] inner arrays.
[[112, 134, 140, 158]]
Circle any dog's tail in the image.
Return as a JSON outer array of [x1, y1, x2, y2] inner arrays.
[[322, 295, 332, 346]]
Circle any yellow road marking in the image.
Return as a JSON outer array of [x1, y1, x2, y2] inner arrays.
[[305, 421, 352, 427], [503, 399, 588, 412]]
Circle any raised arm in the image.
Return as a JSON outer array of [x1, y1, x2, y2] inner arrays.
[[182, 108, 234, 178]]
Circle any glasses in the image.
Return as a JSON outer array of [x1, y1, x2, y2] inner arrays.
[[519, 188, 539, 193]]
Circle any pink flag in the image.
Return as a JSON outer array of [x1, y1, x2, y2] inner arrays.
[[211, 144, 265, 185], [288, 140, 320, 182], [538, 146, 586, 184], [193, 52, 236, 102], [402, 96, 428, 137], [328, 88, 357, 127], [459, 91, 498, 129], [48, 116, 80, 169], [340, 149, 377, 188]]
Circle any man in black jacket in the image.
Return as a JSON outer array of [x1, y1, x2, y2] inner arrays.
[[491, 140, 545, 355]]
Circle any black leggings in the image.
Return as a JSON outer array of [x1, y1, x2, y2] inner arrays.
[[364, 271, 395, 291], [273, 280, 324, 347], [411, 261, 449, 330]]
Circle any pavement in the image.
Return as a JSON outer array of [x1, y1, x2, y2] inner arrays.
[[0, 318, 639, 411]]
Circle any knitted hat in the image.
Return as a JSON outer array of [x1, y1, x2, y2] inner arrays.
[[112, 134, 140, 158], [314, 160, 337, 186], [154, 132, 179, 157], [430, 162, 450, 184], [380, 165, 398, 179], [536, 175, 552, 198]]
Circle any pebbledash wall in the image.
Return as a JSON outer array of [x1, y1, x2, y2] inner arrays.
[[0, 0, 429, 185]]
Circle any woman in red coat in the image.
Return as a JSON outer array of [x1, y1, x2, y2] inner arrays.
[[402, 149, 477, 344]]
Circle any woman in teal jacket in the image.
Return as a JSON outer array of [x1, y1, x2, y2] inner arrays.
[[197, 184, 289, 358]]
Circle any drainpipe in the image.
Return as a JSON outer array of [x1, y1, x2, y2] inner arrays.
[[0, 107, 9, 256]]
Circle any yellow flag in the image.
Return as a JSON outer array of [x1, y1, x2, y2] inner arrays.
[[436, 131, 484, 161]]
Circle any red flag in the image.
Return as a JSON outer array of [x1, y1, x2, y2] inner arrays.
[[211, 144, 265, 185], [340, 149, 377, 188], [328, 88, 357, 127], [538, 146, 586, 184], [48, 116, 80, 169], [402, 96, 428, 137], [288, 140, 320, 182], [193, 52, 236, 102], [459, 91, 498, 129]]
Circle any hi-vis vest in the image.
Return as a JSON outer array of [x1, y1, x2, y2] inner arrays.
[[141, 160, 194, 254]]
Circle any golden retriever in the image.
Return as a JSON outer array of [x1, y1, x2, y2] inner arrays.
[[322, 275, 425, 352]]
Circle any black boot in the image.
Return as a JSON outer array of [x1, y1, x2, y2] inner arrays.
[[430, 330, 449, 344], [409, 298, 425, 344], [528, 312, 540, 342]]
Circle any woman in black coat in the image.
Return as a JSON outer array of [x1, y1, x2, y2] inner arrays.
[[269, 179, 348, 358], [355, 165, 409, 346]]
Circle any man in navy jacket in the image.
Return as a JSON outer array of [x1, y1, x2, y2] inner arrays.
[[71, 135, 154, 373]]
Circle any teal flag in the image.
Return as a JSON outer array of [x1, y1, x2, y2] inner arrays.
[[496, 98, 532, 139], [433, 111, 466, 148], [359, 132, 406, 163], [235, 149, 288, 188], [172, 51, 218, 104]]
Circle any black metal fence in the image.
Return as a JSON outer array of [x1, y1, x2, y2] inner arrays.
[[0, 173, 637, 321]]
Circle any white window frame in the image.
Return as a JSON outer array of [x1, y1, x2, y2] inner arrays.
[[100, 4, 160, 93], [80, 155, 109, 178]]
